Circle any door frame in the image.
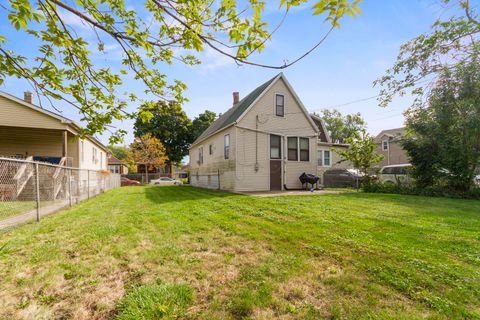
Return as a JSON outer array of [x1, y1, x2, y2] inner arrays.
[[269, 134, 283, 191]]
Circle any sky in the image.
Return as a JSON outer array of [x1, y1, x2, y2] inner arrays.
[[0, 0, 452, 145]]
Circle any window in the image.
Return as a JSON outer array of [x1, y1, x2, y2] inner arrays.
[[287, 137, 298, 161], [270, 135, 281, 159], [209, 144, 213, 155], [275, 94, 284, 117], [100, 152, 103, 168], [224, 134, 230, 159], [92, 147, 97, 163], [318, 150, 331, 167], [382, 140, 389, 151], [198, 147, 203, 165], [299, 138, 309, 161]]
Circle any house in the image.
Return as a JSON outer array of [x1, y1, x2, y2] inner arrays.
[[0, 90, 108, 170], [189, 73, 350, 192], [375, 127, 409, 167], [107, 154, 129, 174]]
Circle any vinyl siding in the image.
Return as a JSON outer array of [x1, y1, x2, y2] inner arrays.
[[236, 77, 317, 190], [189, 126, 236, 190], [316, 145, 350, 184], [79, 138, 108, 170], [0, 95, 69, 131], [377, 140, 409, 167]]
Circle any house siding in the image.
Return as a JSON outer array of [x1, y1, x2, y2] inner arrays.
[[0, 95, 69, 131], [189, 126, 236, 190], [235, 77, 317, 191], [0, 126, 64, 158]]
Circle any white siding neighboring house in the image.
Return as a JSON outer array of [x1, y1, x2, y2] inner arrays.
[[0, 90, 108, 170], [189, 73, 350, 192]]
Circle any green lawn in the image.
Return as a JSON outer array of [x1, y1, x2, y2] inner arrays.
[[0, 186, 479, 319], [0, 201, 37, 220]]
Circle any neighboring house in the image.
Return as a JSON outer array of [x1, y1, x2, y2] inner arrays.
[[189, 73, 350, 192], [0, 90, 108, 170], [107, 154, 129, 174], [375, 127, 409, 167]]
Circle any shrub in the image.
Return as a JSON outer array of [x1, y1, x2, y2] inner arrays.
[[364, 182, 480, 199]]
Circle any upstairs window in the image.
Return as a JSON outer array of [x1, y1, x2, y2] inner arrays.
[[299, 138, 310, 161], [275, 94, 284, 117], [209, 144, 213, 155], [224, 134, 230, 159], [382, 140, 389, 151], [270, 135, 281, 159], [287, 137, 298, 161]]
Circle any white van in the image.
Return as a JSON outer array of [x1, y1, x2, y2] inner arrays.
[[379, 164, 413, 185]]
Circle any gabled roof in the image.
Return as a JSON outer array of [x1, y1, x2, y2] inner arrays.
[[192, 74, 277, 146], [107, 154, 125, 165], [0, 90, 109, 152], [191, 73, 319, 146], [375, 127, 405, 143]]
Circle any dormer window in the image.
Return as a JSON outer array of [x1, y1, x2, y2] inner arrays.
[[275, 94, 284, 117]]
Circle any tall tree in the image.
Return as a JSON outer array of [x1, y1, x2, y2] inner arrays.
[[337, 130, 384, 181], [129, 133, 168, 182], [376, 0, 480, 108], [191, 110, 216, 142], [134, 101, 192, 171], [0, 0, 361, 143], [321, 109, 366, 143], [402, 60, 480, 191]]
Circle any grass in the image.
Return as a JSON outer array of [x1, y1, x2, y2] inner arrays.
[[0, 200, 55, 220], [0, 186, 479, 319]]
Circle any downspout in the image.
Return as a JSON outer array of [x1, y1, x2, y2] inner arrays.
[[255, 115, 259, 172], [282, 135, 287, 190]]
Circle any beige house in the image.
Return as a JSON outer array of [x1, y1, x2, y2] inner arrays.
[[0, 91, 108, 170], [375, 127, 409, 167], [189, 73, 350, 192]]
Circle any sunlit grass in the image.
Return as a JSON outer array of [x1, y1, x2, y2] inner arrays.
[[0, 186, 479, 319]]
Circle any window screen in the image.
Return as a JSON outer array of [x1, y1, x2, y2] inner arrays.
[[287, 137, 298, 161], [299, 138, 309, 161], [275, 94, 284, 117], [270, 135, 281, 159]]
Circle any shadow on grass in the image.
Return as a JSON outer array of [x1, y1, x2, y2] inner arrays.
[[144, 185, 239, 205]]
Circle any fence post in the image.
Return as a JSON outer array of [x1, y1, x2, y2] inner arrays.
[[68, 169, 72, 207], [87, 170, 90, 199], [34, 163, 40, 222]]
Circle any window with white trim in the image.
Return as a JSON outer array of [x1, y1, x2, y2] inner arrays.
[[318, 149, 331, 167], [224, 134, 230, 159], [275, 94, 284, 117], [382, 140, 389, 151]]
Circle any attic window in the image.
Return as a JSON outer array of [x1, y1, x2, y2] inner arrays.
[[275, 94, 284, 117]]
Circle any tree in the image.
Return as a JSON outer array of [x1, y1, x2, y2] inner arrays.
[[0, 0, 361, 143], [321, 109, 366, 143], [108, 145, 137, 173], [337, 130, 384, 181], [129, 133, 168, 182], [402, 60, 480, 191], [134, 101, 192, 171], [376, 0, 480, 108], [192, 110, 216, 142]]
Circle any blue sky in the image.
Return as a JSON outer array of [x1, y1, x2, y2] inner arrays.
[[1, 0, 448, 145]]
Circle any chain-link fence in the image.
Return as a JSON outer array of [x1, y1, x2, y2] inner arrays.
[[0, 157, 120, 229]]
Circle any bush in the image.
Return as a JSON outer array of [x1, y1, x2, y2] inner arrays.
[[364, 182, 480, 199]]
